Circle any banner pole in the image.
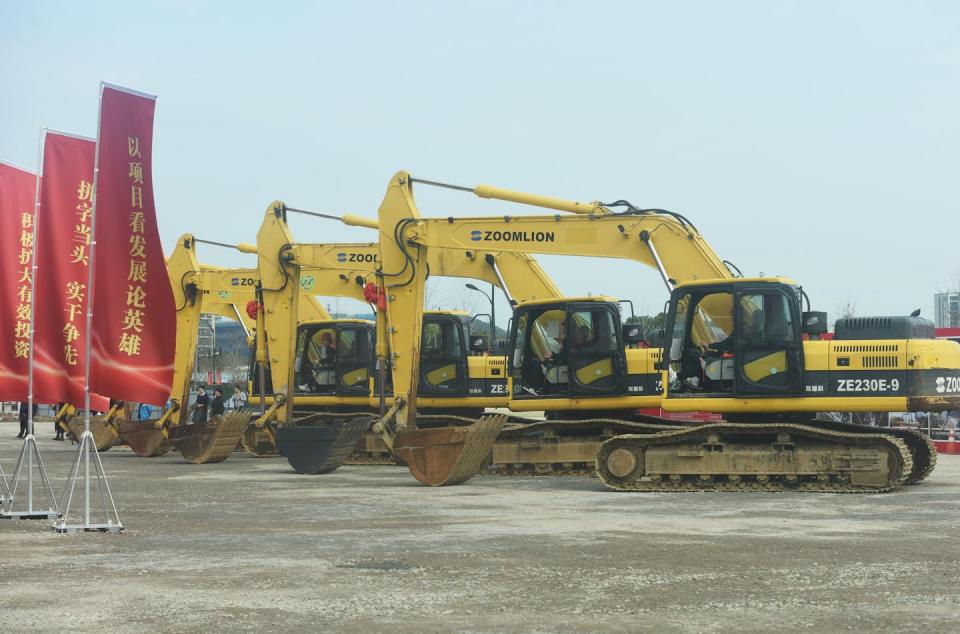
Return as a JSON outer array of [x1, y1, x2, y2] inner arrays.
[[54, 82, 121, 534], [81, 85, 107, 528], [1, 129, 59, 521]]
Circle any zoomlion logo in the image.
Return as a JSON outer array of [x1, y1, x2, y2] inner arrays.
[[337, 252, 378, 263], [300, 275, 316, 291], [936, 377, 946, 394], [470, 229, 555, 242], [217, 290, 231, 299]]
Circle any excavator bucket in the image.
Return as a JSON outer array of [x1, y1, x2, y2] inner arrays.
[[242, 423, 279, 457], [393, 415, 507, 487], [66, 416, 119, 452], [277, 413, 375, 474], [168, 410, 250, 464], [116, 420, 173, 457]]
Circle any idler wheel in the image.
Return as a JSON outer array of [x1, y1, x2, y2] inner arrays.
[[605, 446, 642, 479]]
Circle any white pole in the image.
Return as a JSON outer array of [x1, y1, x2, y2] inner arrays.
[[82, 83, 107, 526], [25, 128, 46, 516]]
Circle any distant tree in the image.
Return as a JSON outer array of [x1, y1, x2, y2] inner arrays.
[[626, 312, 666, 335], [829, 299, 858, 331]]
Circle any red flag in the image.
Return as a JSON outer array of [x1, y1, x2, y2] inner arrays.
[[0, 161, 36, 400], [89, 84, 175, 405], [31, 131, 109, 410]]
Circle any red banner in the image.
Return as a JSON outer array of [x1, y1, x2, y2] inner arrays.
[[0, 161, 36, 401], [89, 84, 175, 405], [31, 132, 109, 410]]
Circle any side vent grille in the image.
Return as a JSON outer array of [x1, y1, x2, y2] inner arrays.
[[862, 356, 899, 368], [844, 317, 892, 330], [834, 344, 900, 353]]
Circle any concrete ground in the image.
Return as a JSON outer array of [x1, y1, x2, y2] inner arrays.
[[0, 426, 958, 633]]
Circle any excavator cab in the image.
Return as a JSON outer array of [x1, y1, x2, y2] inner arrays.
[[372, 313, 479, 398], [509, 298, 629, 399], [664, 278, 805, 398], [419, 313, 470, 397], [293, 321, 374, 396], [251, 320, 374, 399]]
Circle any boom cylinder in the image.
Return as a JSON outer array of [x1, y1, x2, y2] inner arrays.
[[473, 184, 605, 215]]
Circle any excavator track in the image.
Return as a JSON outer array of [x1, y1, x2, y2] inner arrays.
[[344, 432, 397, 465], [804, 419, 936, 485], [241, 420, 283, 458], [342, 413, 486, 465], [483, 418, 675, 476], [595, 423, 912, 493], [168, 410, 251, 464]]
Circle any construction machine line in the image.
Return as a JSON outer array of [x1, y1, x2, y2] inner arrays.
[[253, 201, 572, 473], [351, 171, 956, 489], [113, 234, 308, 462]]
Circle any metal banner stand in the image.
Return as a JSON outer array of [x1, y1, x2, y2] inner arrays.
[[53, 428, 122, 533], [51, 91, 122, 534], [1, 129, 60, 521], [0, 463, 10, 505], [0, 432, 60, 520]]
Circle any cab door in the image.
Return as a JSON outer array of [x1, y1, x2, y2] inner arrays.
[[419, 316, 469, 397], [733, 286, 804, 395], [567, 303, 628, 397], [335, 324, 373, 396]]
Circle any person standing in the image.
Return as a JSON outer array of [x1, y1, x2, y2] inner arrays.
[[17, 401, 38, 439], [236, 387, 247, 410], [53, 402, 66, 441], [17, 401, 28, 438], [190, 386, 209, 424], [210, 388, 225, 419]]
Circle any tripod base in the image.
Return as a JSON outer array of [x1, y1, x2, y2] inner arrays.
[[52, 430, 123, 534], [0, 434, 60, 521], [53, 521, 122, 534], [2, 510, 60, 520]]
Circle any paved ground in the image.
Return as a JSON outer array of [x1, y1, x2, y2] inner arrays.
[[0, 426, 958, 633]]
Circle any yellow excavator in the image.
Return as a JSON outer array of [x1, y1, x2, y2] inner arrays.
[[112, 234, 312, 462], [252, 201, 565, 473], [348, 171, 958, 490]]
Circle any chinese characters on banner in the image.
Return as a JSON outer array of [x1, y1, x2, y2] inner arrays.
[[31, 132, 109, 410], [90, 85, 175, 405], [0, 162, 36, 400]]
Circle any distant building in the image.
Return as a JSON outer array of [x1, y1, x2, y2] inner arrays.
[[935, 292, 960, 328]]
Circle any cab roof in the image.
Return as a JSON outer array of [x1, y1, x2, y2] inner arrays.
[[673, 276, 797, 289], [300, 318, 374, 326], [514, 296, 620, 308]]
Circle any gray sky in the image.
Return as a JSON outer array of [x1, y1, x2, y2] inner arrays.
[[3, 1, 958, 325]]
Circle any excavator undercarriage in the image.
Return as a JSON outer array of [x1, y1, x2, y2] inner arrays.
[[595, 422, 912, 493]]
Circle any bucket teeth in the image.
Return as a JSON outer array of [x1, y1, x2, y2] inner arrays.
[[393, 415, 507, 487]]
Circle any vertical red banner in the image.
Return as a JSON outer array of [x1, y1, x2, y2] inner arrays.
[[0, 161, 36, 401], [31, 132, 109, 410], [90, 84, 175, 405]]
